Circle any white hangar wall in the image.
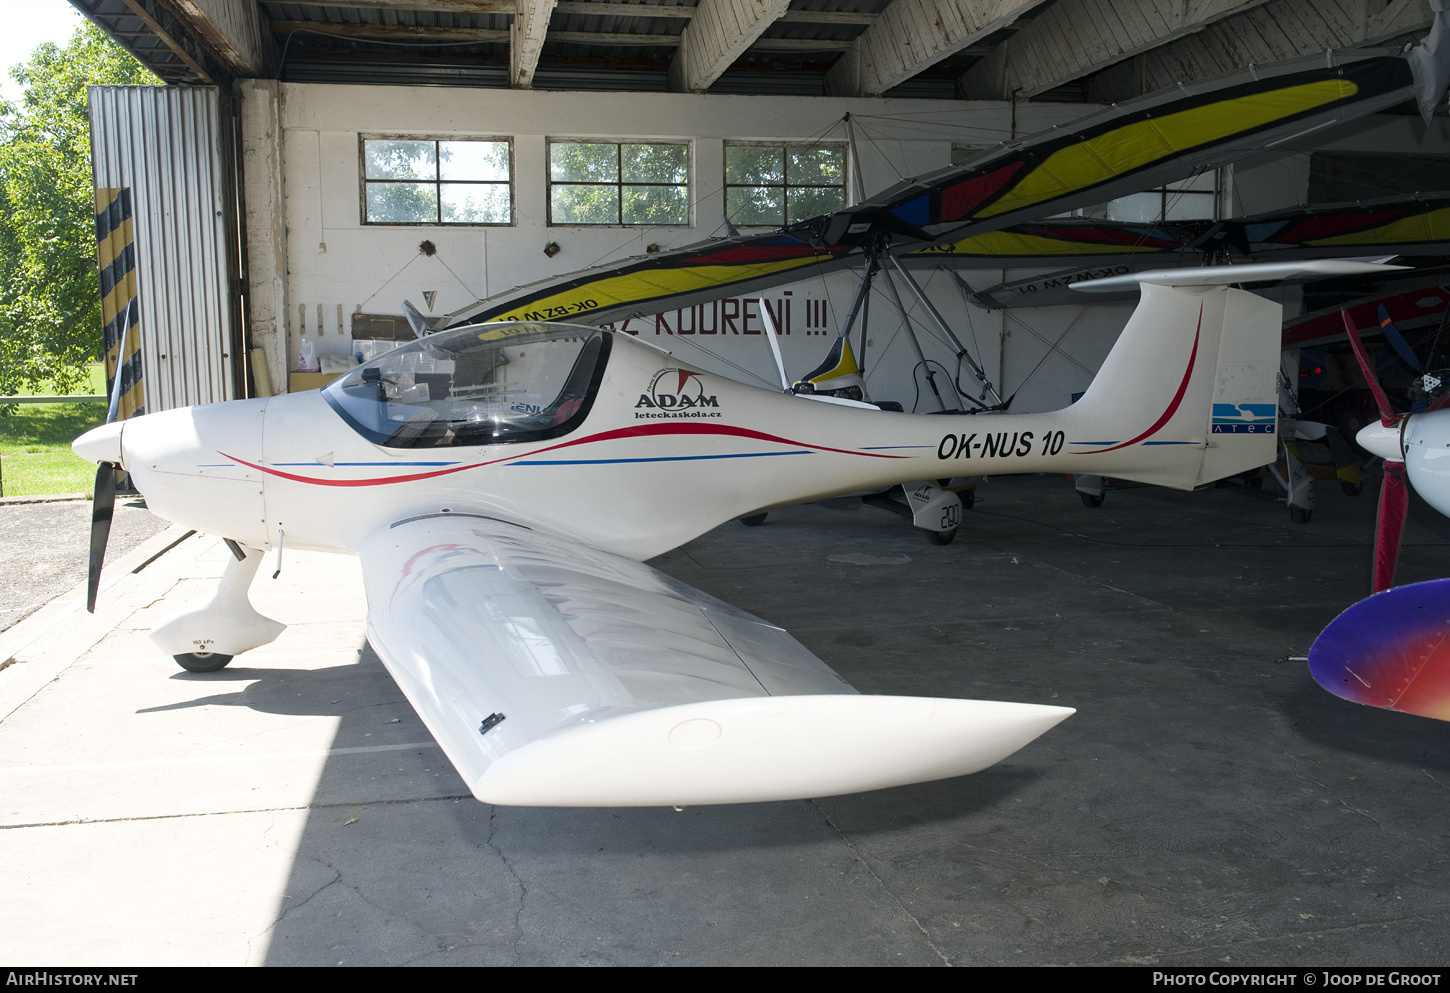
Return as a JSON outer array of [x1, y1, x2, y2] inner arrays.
[[240, 80, 1132, 412], [238, 81, 1450, 415]]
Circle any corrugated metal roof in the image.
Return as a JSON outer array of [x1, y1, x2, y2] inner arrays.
[[74, 0, 1004, 97]]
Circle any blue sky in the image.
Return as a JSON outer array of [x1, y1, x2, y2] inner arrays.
[[0, 1, 88, 103]]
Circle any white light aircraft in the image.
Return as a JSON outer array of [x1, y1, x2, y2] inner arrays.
[[72, 261, 1385, 806]]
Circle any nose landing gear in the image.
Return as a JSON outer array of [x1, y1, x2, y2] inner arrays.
[[149, 542, 286, 672]]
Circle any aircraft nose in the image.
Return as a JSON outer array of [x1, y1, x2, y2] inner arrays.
[[1355, 420, 1403, 462], [73, 421, 124, 466]]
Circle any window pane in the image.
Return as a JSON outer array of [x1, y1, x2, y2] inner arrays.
[[552, 184, 619, 223], [440, 141, 509, 182], [1163, 191, 1216, 221], [623, 184, 687, 225], [1104, 192, 1162, 223], [726, 146, 783, 186], [550, 143, 618, 183], [786, 186, 843, 224], [441, 183, 510, 223], [623, 144, 687, 184], [788, 146, 843, 187], [366, 182, 438, 223], [365, 140, 437, 181], [1166, 173, 1216, 192], [951, 146, 984, 165], [726, 186, 783, 227]]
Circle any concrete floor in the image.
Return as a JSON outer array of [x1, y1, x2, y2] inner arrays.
[[0, 497, 171, 631], [0, 473, 1447, 966]]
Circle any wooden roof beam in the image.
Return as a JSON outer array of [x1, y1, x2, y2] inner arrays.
[[824, 0, 1049, 98], [288, 0, 515, 11], [552, 3, 879, 24], [270, 20, 510, 43], [1086, 0, 1435, 103], [667, 0, 793, 92], [512, 0, 559, 86], [163, 0, 275, 76], [959, 0, 1274, 100]]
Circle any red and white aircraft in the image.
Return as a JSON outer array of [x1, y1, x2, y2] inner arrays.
[[72, 261, 1382, 806]]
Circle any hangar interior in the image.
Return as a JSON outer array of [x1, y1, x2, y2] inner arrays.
[[68, 0, 1450, 418], [8, 0, 1450, 967]]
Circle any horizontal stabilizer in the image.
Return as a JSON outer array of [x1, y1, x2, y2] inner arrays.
[[1309, 578, 1450, 721]]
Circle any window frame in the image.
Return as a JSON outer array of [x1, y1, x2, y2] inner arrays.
[[546, 139, 692, 227], [359, 134, 515, 227], [1102, 172, 1224, 224], [723, 141, 849, 229]]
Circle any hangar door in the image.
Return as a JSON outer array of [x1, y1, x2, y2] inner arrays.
[[88, 85, 244, 414]]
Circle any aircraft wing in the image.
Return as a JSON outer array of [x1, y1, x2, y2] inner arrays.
[[359, 513, 1071, 806], [441, 36, 1448, 330]]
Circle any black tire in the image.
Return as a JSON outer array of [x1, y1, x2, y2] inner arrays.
[[1340, 480, 1364, 497], [1080, 492, 1105, 508], [960, 489, 976, 509], [740, 513, 768, 527], [928, 527, 957, 546], [174, 652, 233, 673], [1289, 506, 1312, 524]]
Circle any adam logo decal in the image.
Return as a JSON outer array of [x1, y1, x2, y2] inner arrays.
[[637, 369, 720, 410], [635, 369, 723, 419]]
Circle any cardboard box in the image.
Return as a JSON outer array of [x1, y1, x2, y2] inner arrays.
[[288, 372, 344, 392]]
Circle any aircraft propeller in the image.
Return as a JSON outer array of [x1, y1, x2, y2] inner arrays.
[[84, 300, 134, 613], [1341, 309, 1410, 594], [88, 457, 119, 613]]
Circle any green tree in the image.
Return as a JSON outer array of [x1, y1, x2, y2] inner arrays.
[[0, 23, 157, 399]]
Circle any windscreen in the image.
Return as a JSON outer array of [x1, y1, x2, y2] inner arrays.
[[323, 322, 610, 449]]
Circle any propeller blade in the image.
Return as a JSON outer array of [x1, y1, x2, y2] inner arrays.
[[87, 461, 117, 613], [1342, 309, 1398, 426], [1308, 577, 1450, 721], [1377, 304, 1424, 373], [1372, 459, 1410, 594]]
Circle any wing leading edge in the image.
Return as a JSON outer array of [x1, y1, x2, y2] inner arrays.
[[361, 515, 1072, 806]]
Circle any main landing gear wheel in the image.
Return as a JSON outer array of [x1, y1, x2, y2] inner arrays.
[[1080, 492, 1105, 508], [174, 652, 233, 673], [740, 513, 768, 527], [1289, 506, 1312, 524], [928, 527, 957, 546]]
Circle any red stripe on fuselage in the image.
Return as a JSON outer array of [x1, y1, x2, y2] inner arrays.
[[217, 422, 905, 487], [218, 452, 485, 486], [525, 422, 910, 461], [1083, 304, 1202, 455]]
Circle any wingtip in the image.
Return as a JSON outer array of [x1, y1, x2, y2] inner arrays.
[[471, 695, 1074, 807]]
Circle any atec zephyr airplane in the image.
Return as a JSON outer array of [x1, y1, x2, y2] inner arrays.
[[71, 260, 1387, 807]]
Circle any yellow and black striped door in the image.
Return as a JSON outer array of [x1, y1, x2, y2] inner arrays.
[[95, 186, 143, 419]]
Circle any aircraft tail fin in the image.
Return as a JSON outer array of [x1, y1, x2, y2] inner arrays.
[[1062, 274, 1277, 489], [1061, 262, 1407, 490], [796, 335, 868, 401], [402, 300, 433, 338]]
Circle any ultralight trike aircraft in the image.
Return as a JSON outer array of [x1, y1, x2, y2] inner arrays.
[[72, 261, 1382, 807]]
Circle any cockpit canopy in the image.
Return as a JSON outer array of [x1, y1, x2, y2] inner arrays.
[[323, 322, 611, 449]]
